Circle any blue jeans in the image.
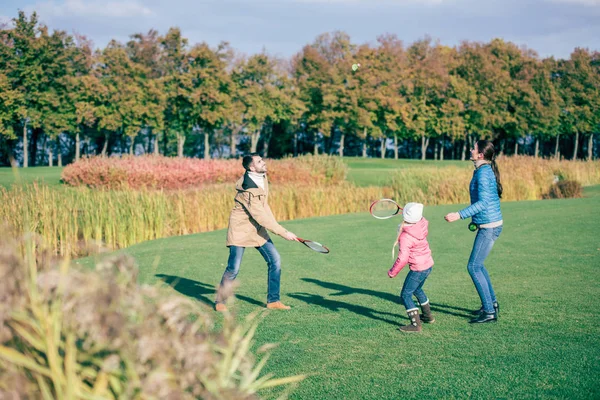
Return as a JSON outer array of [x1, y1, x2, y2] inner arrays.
[[400, 267, 432, 311], [468, 226, 502, 313], [217, 239, 282, 304]]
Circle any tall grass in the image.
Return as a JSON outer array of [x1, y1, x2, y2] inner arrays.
[[1, 183, 390, 257], [389, 156, 600, 206], [0, 235, 304, 398], [3, 157, 599, 257]]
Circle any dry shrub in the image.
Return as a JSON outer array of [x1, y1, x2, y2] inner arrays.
[[0, 236, 304, 399], [542, 180, 583, 199]]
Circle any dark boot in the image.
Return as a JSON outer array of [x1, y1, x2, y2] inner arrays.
[[469, 311, 497, 324], [471, 302, 499, 317], [420, 302, 435, 324], [399, 309, 422, 333]]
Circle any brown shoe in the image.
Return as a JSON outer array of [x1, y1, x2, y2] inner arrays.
[[399, 310, 422, 333], [266, 301, 291, 310], [215, 303, 228, 312], [420, 302, 435, 324]]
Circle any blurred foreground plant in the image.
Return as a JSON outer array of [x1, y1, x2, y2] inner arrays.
[[0, 235, 305, 399]]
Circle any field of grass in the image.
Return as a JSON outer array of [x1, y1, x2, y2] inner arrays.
[[78, 187, 600, 399], [0, 158, 473, 189], [344, 157, 470, 186], [0, 166, 64, 188]]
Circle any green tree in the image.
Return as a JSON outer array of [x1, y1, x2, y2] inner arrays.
[[555, 48, 600, 160]]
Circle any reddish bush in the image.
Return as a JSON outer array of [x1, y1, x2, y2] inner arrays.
[[61, 155, 346, 190]]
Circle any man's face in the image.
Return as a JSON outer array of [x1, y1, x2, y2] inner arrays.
[[250, 156, 267, 173]]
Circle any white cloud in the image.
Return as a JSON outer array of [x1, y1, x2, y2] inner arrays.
[[27, 0, 153, 19]]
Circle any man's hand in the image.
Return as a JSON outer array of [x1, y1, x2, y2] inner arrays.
[[283, 231, 298, 241], [444, 212, 460, 222]]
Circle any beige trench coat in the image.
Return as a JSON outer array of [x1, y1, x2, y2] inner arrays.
[[226, 174, 288, 247]]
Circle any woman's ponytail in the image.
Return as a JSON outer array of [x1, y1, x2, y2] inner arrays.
[[477, 140, 503, 199], [490, 159, 503, 199]]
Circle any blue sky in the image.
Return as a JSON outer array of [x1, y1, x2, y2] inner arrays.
[[1, 0, 599, 60]]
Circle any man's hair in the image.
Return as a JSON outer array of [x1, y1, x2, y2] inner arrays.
[[242, 153, 260, 171]]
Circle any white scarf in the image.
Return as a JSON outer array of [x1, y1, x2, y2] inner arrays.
[[247, 171, 266, 190], [474, 159, 491, 169]]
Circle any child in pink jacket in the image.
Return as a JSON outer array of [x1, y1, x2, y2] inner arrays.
[[388, 202, 435, 333]]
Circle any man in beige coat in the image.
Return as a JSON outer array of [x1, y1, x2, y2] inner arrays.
[[215, 154, 297, 312]]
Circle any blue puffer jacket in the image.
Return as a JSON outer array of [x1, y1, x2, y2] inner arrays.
[[458, 164, 502, 225]]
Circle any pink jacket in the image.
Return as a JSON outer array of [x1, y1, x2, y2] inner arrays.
[[388, 218, 434, 278]]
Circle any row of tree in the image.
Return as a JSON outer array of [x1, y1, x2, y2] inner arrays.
[[1, 11, 599, 167]]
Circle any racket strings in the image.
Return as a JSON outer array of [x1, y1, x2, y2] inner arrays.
[[371, 199, 401, 219], [304, 241, 329, 253]]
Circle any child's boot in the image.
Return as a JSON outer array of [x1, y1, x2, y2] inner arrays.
[[420, 301, 435, 324], [399, 309, 422, 333]]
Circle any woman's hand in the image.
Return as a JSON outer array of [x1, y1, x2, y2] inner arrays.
[[444, 212, 460, 222]]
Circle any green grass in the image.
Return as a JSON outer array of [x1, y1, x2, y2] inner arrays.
[[0, 166, 64, 188], [343, 157, 470, 186], [79, 193, 600, 399]]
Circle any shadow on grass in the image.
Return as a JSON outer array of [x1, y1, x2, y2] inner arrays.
[[288, 292, 401, 326], [155, 274, 264, 308], [301, 277, 473, 319]]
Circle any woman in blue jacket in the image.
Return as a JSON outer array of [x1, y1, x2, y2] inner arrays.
[[445, 140, 503, 324]]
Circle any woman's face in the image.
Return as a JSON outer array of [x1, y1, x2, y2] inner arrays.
[[470, 143, 484, 161]]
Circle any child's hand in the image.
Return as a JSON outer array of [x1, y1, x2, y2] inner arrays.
[[388, 269, 397, 278]]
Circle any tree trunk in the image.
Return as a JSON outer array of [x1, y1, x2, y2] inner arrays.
[[48, 143, 53, 167], [534, 137, 540, 158], [75, 132, 81, 162], [514, 140, 518, 156], [57, 137, 62, 167], [30, 128, 40, 167], [380, 137, 385, 159], [572, 131, 579, 160], [339, 133, 345, 157], [263, 134, 270, 158], [421, 135, 429, 160], [588, 133, 594, 161], [461, 134, 468, 161], [129, 136, 134, 155], [313, 131, 319, 155], [362, 127, 367, 158], [40, 133, 47, 167], [22, 122, 28, 168], [177, 133, 185, 157], [251, 131, 260, 153], [554, 134, 560, 160], [434, 140, 439, 160], [393, 136, 398, 160], [204, 132, 210, 159], [153, 133, 160, 155], [102, 132, 109, 156], [440, 136, 445, 161], [293, 132, 298, 157], [230, 131, 237, 158]]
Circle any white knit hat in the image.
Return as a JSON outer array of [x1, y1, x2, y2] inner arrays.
[[402, 202, 424, 224]]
